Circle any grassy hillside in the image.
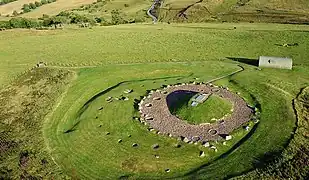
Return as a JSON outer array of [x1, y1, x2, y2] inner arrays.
[[0, 68, 74, 179], [2, 0, 309, 24], [0, 22, 309, 179], [1, 22, 309, 86], [159, 0, 309, 23], [0, 0, 96, 17]]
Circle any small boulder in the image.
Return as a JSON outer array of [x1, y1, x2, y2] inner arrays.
[[154, 155, 160, 159], [145, 103, 152, 107], [132, 143, 138, 147], [199, 151, 205, 157], [118, 139, 122, 143], [124, 89, 133, 94], [203, 142, 210, 147], [106, 132, 110, 135], [225, 135, 232, 141], [152, 144, 159, 149], [165, 169, 170, 173], [183, 137, 190, 143], [175, 144, 181, 148]]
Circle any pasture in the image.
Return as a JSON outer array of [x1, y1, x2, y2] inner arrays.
[[0, 22, 309, 179]]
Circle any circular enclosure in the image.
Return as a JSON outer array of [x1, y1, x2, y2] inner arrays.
[[139, 84, 253, 142]]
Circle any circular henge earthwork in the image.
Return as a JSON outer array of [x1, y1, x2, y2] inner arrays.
[[138, 83, 253, 142]]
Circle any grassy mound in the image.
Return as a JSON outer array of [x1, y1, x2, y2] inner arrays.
[[173, 94, 233, 125], [0, 68, 74, 179]]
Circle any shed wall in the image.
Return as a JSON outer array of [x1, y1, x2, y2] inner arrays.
[[259, 56, 292, 69]]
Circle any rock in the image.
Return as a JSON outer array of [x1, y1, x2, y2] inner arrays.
[[128, 135, 131, 137], [153, 97, 161, 100], [208, 129, 218, 135], [183, 137, 190, 143], [124, 89, 133, 94], [106, 97, 112, 101], [203, 142, 210, 147], [175, 144, 181, 148], [118, 139, 122, 143], [154, 155, 160, 158], [145, 116, 154, 121], [199, 151, 205, 157], [106, 132, 110, 135], [223, 141, 227, 145], [245, 126, 250, 131], [98, 107, 103, 110], [192, 136, 200, 142], [145, 103, 152, 107], [225, 135, 232, 141], [132, 143, 138, 147], [152, 144, 159, 149], [165, 169, 170, 173], [210, 145, 217, 150], [98, 124, 102, 128]]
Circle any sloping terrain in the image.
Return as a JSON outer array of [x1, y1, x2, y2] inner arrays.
[[0, 67, 75, 179], [159, 0, 309, 23]]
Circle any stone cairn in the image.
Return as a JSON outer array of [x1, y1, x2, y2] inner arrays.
[[137, 82, 255, 144]]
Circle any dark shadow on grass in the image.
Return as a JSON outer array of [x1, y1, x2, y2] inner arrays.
[[166, 90, 198, 114], [226, 57, 259, 67]]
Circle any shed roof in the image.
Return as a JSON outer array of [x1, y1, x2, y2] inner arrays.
[[259, 56, 292, 69]]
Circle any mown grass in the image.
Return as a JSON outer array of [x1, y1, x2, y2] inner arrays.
[[175, 94, 232, 125], [43, 62, 256, 179], [0, 22, 309, 179], [44, 60, 309, 179], [0, 22, 309, 87]]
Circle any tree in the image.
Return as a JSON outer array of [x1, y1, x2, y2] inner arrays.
[[29, 3, 37, 9], [12, 10, 18, 16], [22, 4, 31, 13], [111, 10, 125, 25], [35, 1, 42, 7], [41, 0, 48, 5]]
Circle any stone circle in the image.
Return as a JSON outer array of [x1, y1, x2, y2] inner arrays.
[[138, 83, 253, 142]]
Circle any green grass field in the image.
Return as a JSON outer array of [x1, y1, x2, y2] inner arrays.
[[173, 94, 233, 125], [1, 22, 309, 179]]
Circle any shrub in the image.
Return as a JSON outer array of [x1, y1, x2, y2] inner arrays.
[[22, 4, 31, 13], [111, 10, 126, 25], [29, 3, 37, 9], [41, 0, 48, 5], [12, 10, 18, 16], [35, 1, 42, 7]]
